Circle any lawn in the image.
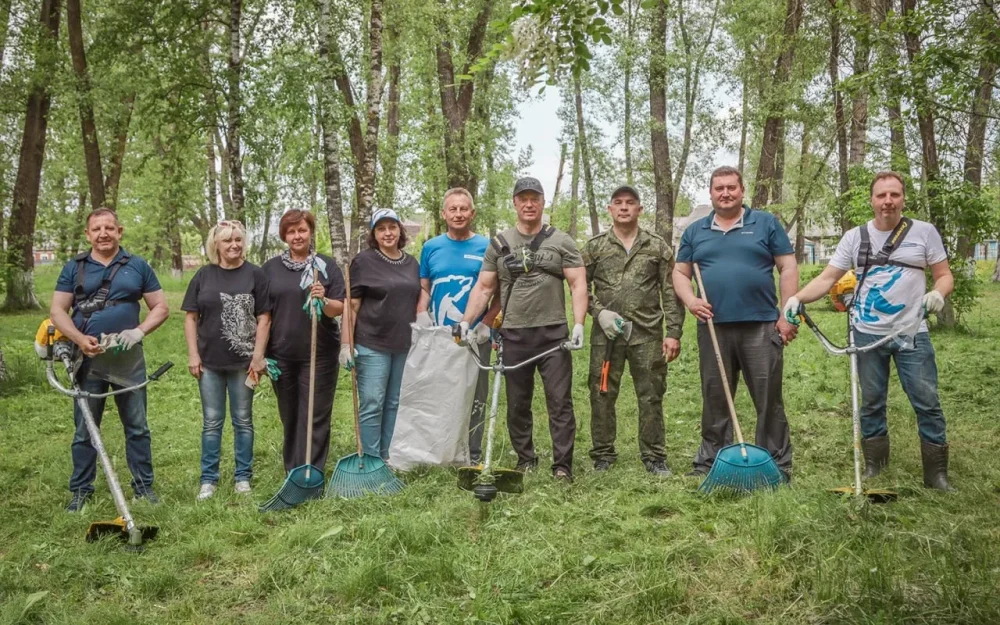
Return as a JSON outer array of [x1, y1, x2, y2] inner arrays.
[[1, 266, 999, 624]]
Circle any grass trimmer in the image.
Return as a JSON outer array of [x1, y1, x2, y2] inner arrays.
[[259, 269, 326, 512], [42, 326, 171, 551], [797, 307, 906, 503], [327, 263, 404, 499], [456, 332, 572, 503], [692, 264, 785, 495]]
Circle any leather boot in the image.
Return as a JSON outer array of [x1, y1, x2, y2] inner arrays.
[[861, 435, 890, 478], [920, 440, 955, 492]]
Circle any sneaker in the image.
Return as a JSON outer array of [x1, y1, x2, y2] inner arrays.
[[66, 491, 92, 512], [553, 468, 573, 483], [644, 460, 672, 477], [197, 483, 217, 501], [515, 458, 539, 473], [593, 459, 614, 472], [234, 480, 252, 494], [134, 488, 160, 505]]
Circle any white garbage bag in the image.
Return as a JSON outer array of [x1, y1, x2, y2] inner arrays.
[[388, 324, 478, 471]]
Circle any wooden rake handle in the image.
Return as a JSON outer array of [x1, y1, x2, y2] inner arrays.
[[343, 262, 364, 460], [692, 263, 747, 450], [305, 268, 319, 478]]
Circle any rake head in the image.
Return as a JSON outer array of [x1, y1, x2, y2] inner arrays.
[[258, 464, 325, 512], [326, 453, 404, 499], [698, 443, 785, 495]]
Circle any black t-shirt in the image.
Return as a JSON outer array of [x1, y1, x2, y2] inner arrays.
[[181, 262, 271, 371], [349, 249, 420, 353], [262, 253, 346, 362]]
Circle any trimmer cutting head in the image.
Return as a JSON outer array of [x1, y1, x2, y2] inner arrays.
[[86, 517, 159, 550], [827, 486, 898, 504], [457, 466, 524, 496]]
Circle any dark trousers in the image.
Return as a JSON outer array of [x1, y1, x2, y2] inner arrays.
[[693, 322, 792, 472], [468, 342, 490, 459], [272, 356, 339, 473], [588, 340, 667, 463], [501, 325, 576, 474], [70, 364, 154, 495]]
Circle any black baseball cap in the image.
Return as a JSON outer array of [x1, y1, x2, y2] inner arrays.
[[610, 185, 641, 203], [513, 176, 544, 197]]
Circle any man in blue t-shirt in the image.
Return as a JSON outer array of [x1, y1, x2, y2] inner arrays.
[[50, 208, 170, 511], [672, 166, 799, 480], [417, 188, 498, 462]]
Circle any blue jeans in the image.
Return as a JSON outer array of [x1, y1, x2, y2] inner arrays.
[[70, 365, 154, 495], [355, 344, 407, 459], [855, 331, 947, 444], [198, 368, 255, 484]]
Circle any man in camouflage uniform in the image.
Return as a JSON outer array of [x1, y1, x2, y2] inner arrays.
[[583, 185, 685, 476]]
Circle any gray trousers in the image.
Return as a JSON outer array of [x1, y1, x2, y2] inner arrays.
[[468, 342, 489, 459], [693, 322, 792, 472]]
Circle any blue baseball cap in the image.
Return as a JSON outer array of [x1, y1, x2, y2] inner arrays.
[[370, 208, 402, 230]]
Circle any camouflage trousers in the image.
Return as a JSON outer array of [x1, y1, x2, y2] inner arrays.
[[588, 339, 667, 463]]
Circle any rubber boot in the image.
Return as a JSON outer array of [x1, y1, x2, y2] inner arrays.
[[920, 440, 955, 492], [861, 435, 890, 478]]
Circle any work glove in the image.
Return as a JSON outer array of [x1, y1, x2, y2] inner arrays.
[[470, 323, 491, 345], [456, 321, 471, 346], [922, 290, 945, 314], [415, 311, 433, 328], [782, 296, 802, 326], [597, 310, 625, 339], [570, 323, 585, 350], [265, 358, 282, 381], [339, 346, 358, 371], [118, 327, 145, 350]]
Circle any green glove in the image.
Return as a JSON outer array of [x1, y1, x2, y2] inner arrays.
[[265, 358, 281, 381], [302, 296, 324, 320]]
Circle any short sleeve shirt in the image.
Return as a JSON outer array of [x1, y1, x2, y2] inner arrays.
[[676, 207, 793, 323], [418, 233, 488, 327], [350, 249, 421, 353], [262, 254, 346, 362], [481, 226, 583, 329], [828, 218, 947, 336], [55, 247, 161, 337], [181, 262, 271, 370]]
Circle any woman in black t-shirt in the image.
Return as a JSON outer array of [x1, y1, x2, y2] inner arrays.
[[182, 221, 271, 501], [340, 208, 420, 462], [262, 210, 346, 474]]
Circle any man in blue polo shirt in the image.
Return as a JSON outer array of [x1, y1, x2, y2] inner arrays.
[[672, 166, 799, 479], [417, 187, 497, 462], [49, 208, 170, 511]]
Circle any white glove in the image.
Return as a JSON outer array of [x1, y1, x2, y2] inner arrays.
[[118, 328, 145, 350], [570, 323, 585, 350], [457, 321, 471, 346], [470, 323, 491, 345], [597, 310, 625, 339], [922, 290, 945, 314], [782, 296, 802, 326], [339, 346, 358, 370], [415, 311, 433, 328]]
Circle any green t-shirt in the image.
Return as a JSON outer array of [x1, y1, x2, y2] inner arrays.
[[482, 226, 584, 329]]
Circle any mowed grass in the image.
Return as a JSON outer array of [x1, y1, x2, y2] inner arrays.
[[2, 266, 1000, 624]]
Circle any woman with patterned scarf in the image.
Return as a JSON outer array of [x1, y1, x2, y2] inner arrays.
[[262, 210, 346, 473]]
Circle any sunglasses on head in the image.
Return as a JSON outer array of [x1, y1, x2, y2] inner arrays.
[[217, 220, 244, 229]]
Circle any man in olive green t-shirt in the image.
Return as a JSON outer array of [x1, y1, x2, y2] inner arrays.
[[461, 176, 588, 482]]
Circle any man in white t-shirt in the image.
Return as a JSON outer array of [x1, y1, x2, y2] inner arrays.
[[781, 171, 955, 491]]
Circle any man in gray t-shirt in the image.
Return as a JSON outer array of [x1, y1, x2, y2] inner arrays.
[[461, 177, 588, 482]]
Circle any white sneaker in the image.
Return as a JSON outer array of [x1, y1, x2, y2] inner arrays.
[[197, 483, 217, 501], [234, 480, 251, 494]]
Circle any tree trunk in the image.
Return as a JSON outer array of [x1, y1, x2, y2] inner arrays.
[[574, 74, 600, 237], [773, 119, 786, 205], [751, 0, 802, 209], [649, 0, 676, 244], [215, 129, 233, 217], [318, 0, 349, 267], [4, 0, 61, 311], [738, 47, 750, 173], [67, 0, 106, 210], [0, 0, 11, 68], [226, 0, 246, 221], [829, 0, 850, 232], [873, 0, 909, 177], [205, 131, 220, 226], [569, 138, 579, 240], [794, 122, 811, 262], [378, 55, 401, 208], [622, 0, 635, 185], [551, 142, 567, 206], [351, 0, 386, 255], [848, 0, 871, 167], [103, 92, 134, 209]]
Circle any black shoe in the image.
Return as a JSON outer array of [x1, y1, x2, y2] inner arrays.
[[553, 468, 573, 483], [515, 458, 538, 473], [780, 468, 793, 484], [685, 469, 707, 478], [644, 460, 672, 477], [66, 491, 92, 512], [470, 454, 482, 465], [593, 459, 614, 472], [134, 488, 160, 505]]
